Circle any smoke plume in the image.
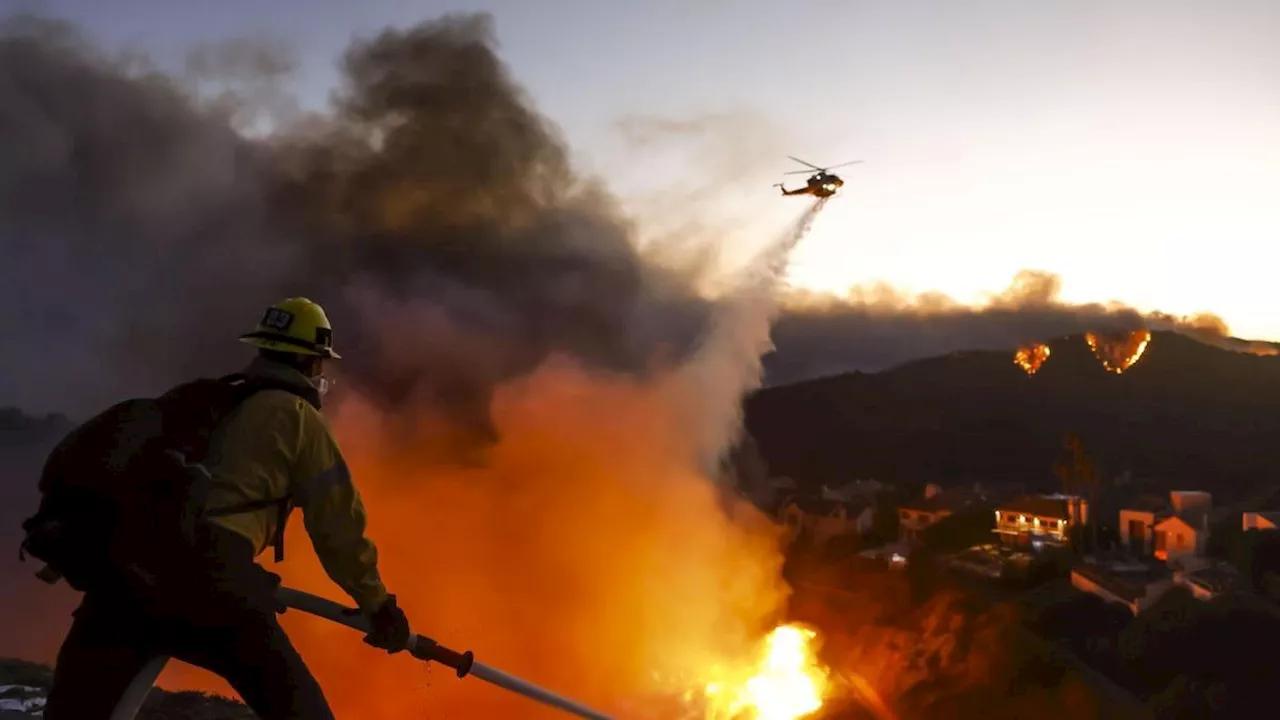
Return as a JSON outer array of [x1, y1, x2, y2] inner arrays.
[[0, 12, 824, 717], [764, 269, 1277, 386], [0, 13, 714, 449]]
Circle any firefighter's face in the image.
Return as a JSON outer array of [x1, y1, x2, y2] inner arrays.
[[308, 358, 334, 398]]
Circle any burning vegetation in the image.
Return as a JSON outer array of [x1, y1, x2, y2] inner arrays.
[[157, 360, 806, 718], [1084, 329, 1152, 374], [769, 269, 1273, 387], [1013, 343, 1051, 375], [1012, 330, 1154, 376], [695, 624, 829, 720]]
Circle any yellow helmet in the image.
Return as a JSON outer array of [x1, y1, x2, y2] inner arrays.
[[239, 297, 342, 359]]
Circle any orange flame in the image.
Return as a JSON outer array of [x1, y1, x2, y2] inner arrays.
[[157, 358, 792, 718], [1013, 343, 1051, 375], [1084, 329, 1151, 374], [698, 623, 829, 720]]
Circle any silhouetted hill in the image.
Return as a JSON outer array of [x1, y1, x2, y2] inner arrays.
[[745, 331, 1280, 500]]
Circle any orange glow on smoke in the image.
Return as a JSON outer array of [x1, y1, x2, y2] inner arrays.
[[160, 356, 791, 718], [1013, 343, 1051, 376], [1084, 329, 1151, 374]]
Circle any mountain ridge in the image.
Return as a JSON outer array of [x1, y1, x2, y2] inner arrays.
[[744, 331, 1280, 500]]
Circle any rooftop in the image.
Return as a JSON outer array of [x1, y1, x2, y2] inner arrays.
[[1182, 565, 1238, 595], [1074, 560, 1172, 603], [1123, 491, 1214, 530], [1124, 494, 1171, 514], [999, 494, 1080, 520], [784, 494, 873, 518], [900, 482, 1020, 513], [899, 491, 979, 513]]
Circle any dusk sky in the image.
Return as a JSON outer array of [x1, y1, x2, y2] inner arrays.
[[23, 0, 1280, 340]]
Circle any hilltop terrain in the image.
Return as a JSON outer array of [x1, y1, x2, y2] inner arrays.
[[746, 331, 1280, 500]]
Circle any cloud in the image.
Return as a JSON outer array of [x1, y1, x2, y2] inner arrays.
[[764, 269, 1275, 385]]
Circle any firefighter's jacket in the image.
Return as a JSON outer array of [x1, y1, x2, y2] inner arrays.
[[202, 357, 389, 613]]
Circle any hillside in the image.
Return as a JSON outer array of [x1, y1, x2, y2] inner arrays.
[[744, 331, 1280, 500]]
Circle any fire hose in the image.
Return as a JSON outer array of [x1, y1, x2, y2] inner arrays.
[[108, 586, 616, 720]]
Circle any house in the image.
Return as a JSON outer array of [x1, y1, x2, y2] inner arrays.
[[1071, 560, 1174, 615], [1174, 564, 1238, 601], [821, 479, 885, 502], [1118, 491, 1212, 565], [779, 495, 875, 547], [897, 483, 986, 545], [1118, 494, 1169, 556], [1243, 511, 1280, 531], [993, 493, 1087, 548]]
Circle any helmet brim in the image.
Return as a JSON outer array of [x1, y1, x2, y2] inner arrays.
[[239, 335, 342, 360]]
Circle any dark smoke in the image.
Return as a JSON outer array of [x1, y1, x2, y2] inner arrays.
[[1, 11, 1271, 442], [0, 13, 712, 453], [0, 15, 302, 414], [763, 270, 1277, 385]]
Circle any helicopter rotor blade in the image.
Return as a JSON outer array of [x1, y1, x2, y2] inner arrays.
[[822, 160, 864, 170], [786, 155, 825, 171], [783, 169, 819, 175]]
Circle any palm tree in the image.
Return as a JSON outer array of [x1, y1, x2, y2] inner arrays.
[[1053, 433, 1100, 553]]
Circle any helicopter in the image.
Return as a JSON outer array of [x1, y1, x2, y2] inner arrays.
[[775, 156, 862, 198]]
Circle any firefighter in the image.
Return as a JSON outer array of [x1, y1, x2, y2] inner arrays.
[[44, 297, 409, 720]]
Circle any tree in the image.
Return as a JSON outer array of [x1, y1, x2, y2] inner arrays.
[[1238, 528, 1280, 599], [1204, 513, 1241, 561], [1053, 433, 1100, 553], [865, 494, 901, 546], [903, 506, 998, 600], [920, 506, 997, 554], [1120, 591, 1280, 713], [1028, 589, 1132, 664]]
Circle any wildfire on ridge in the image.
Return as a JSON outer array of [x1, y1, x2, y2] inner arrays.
[[1013, 343, 1051, 376], [692, 624, 830, 720], [1085, 329, 1152, 374]]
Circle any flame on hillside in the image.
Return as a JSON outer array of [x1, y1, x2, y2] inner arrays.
[[670, 623, 831, 720], [1013, 343, 1051, 375], [1085, 329, 1151, 374]]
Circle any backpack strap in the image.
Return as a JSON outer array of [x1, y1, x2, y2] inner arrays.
[[199, 372, 321, 563], [205, 496, 293, 563]]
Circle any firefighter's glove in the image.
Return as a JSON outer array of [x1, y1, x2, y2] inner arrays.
[[363, 594, 410, 654]]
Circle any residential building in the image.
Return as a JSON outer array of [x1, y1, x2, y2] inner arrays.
[[1174, 565, 1238, 601], [1243, 511, 1280, 531], [779, 495, 875, 547], [820, 479, 886, 502], [1071, 560, 1174, 615], [897, 483, 985, 545], [1118, 494, 1168, 556], [1119, 491, 1212, 565], [993, 494, 1086, 548]]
